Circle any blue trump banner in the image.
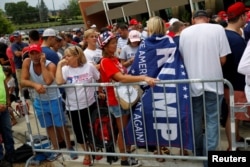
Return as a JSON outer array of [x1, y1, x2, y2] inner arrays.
[[125, 35, 193, 150]]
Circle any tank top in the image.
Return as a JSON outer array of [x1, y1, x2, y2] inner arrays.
[[29, 60, 60, 101]]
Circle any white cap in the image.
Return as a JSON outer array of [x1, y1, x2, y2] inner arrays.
[[0, 38, 7, 44], [169, 18, 179, 25], [42, 28, 56, 37], [90, 24, 97, 28], [128, 30, 141, 42]]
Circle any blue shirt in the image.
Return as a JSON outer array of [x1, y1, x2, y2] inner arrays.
[[223, 30, 246, 91], [11, 42, 28, 68], [244, 21, 250, 42], [42, 46, 59, 65]]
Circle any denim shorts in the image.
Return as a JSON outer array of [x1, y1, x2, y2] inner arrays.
[[108, 105, 129, 118], [33, 97, 66, 128]]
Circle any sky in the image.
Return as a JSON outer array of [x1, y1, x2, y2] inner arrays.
[[0, 0, 69, 11]]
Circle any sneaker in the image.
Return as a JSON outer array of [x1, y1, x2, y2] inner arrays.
[[46, 153, 62, 162], [0, 159, 12, 167], [128, 157, 137, 163], [68, 147, 78, 160], [121, 159, 141, 167]]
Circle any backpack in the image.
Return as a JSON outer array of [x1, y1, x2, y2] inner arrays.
[[89, 107, 118, 164], [12, 144, 33, 163], [93, 115, 112, 146]]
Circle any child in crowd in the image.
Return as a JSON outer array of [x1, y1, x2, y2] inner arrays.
[[119, 30, 141, 72]]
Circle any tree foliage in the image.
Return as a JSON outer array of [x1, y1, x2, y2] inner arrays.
[[5, 1, 40, 24], [59, 0, 81, 19], [68, 0, 81, 16], [3, 0, 81, 29], [0, 11, 14, 34]]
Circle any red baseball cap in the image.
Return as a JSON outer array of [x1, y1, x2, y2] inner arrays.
[[28, 44, 42, 53], [9, 35, 15, 43], [217, 11, 227, 20], [227, 2, 248, 20], [22, 46, 29, 56], [247, 11, 250, 21], [130, 19, 138, 25], [165, 22, 170, 29]]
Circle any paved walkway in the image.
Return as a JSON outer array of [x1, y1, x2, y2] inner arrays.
[[11, 100, 250, 167]]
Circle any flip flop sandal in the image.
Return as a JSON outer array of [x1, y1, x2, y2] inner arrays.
[[161, 146, 170, 155], [130, 146, 136, 153], [83, 156, 92, 166]]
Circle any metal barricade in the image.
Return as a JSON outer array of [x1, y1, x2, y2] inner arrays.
[[20, 79, 238, 166], [227, 80, 250, 151]]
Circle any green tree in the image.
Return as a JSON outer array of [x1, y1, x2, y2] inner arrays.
[[26, 6, 40, 23], [56, 0, 81, 21], [68, 0, 81, 16], [5, 1, 39, 24], [0, 11, 14, 34], [58, 9, 69, 20]]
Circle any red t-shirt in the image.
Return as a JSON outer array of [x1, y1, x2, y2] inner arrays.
[[100, 57, 124, 106], [6, 47, 15, 73]]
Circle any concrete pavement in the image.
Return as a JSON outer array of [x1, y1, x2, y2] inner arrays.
[[11, 100, 250, 167]]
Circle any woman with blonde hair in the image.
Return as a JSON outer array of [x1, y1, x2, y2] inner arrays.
[[129, 16, 191, 161], [56, 45, 100, 165], [147, 16, 167, 36]]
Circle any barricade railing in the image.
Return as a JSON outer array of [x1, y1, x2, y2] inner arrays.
[[20, 79, 239, 166]]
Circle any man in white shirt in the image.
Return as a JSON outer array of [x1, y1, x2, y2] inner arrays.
[[116, 23, 129, 55], [179, 10, 231, 167]]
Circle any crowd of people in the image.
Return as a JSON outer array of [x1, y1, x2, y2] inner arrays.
[[1, 1, 250, 167]]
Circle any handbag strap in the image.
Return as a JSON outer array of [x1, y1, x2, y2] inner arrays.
[[100, 57, 126, 83]]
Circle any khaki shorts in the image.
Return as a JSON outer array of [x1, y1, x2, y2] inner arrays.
[[15, 69, 22, 87]]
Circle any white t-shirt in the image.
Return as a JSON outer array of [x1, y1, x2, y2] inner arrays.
[[238, 40, 250, 85], [238, 40, 250, 100], [117, 37, 128, 50], [62, 63, 100, 110], [119, 44, 138, 72], [179, 23, 231, 96], [84, 48, 102, 64]]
